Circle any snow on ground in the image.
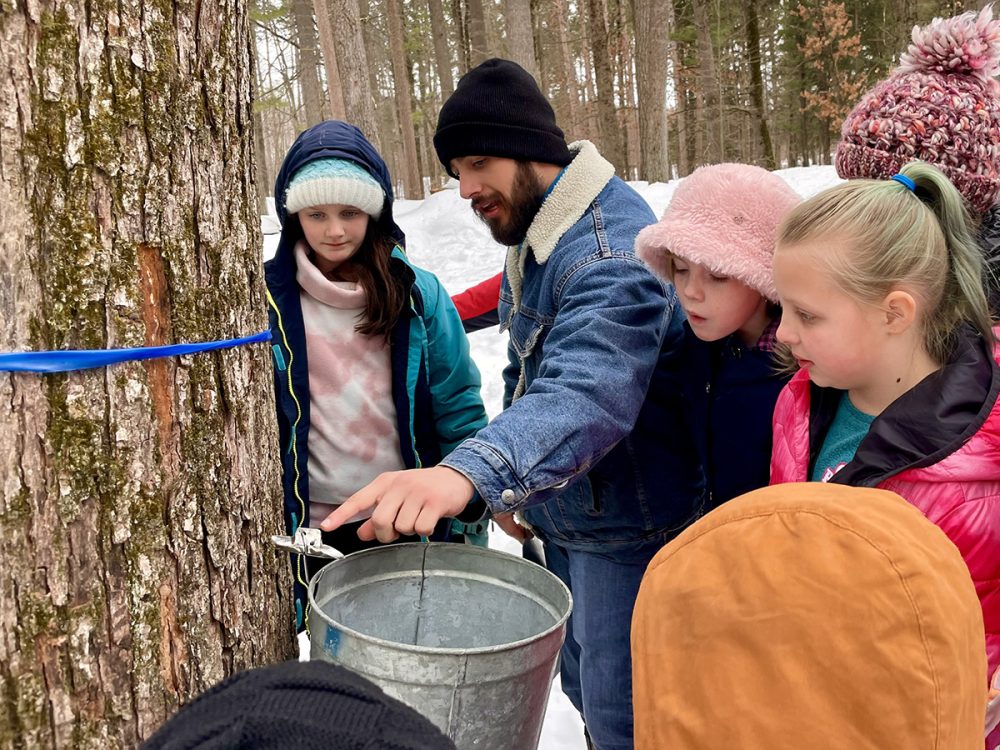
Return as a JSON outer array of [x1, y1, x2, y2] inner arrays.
[[272, 165, 843, 749]]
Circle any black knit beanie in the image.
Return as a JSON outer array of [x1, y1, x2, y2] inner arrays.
[[434, 58, 573, 177], [141, 661, 456, 750]]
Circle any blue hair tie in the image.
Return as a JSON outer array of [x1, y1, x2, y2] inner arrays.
[[891, 174, 916, 192]]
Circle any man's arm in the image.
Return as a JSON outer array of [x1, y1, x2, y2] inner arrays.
[[321, 253, 673, 541], [441, 254, 672, 514]]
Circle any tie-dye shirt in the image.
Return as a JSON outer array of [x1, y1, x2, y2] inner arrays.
[[294, 242, 405, 525]]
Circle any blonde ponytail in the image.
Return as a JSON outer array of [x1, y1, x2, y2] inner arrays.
[[778, 160, 996, 364], [898, 161, 995, 356]]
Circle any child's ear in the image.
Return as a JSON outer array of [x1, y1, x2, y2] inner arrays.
[[882, 289, 918, 333]]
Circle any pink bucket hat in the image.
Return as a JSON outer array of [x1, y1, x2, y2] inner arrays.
[[635, 164, 801, 302], [836, 7, 1000, 215]]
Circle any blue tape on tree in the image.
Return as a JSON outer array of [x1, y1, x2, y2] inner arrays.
[[0, 331, 271, 373]]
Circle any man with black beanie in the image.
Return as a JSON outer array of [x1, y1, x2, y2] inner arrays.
[[324, 59, 703, 750]]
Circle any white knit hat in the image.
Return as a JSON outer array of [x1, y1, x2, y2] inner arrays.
[[284, 158, 385, 218]]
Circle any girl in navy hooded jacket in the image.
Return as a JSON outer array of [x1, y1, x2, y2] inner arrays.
[[265, 121, 488, 629], [636, 164, 801, 510]]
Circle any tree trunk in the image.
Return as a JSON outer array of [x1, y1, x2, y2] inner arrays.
[[668, 0, 689, 176], [587, 0, 625, 174], [386, 0, 423, 198], [504, 0, 539, 79], [466, 0, 490, 65], [692, 0, 721, 164], [314, 0, 347, 119], [328, 0, 381, 146], [428, 0, 456, 96], [744, 0, 775, 169], [0, 0, 295, 746], [254, 109, 272, 211], [482, 0, 503, 58], [543, 0, 579, 137], [453, 0, 473, 72], [290, 0, 326, 126], [633, 0, 670, 181]]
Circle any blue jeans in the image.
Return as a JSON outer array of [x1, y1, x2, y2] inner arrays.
[[544, 537, 667, 750]]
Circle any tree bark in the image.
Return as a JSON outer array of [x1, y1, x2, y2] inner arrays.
[[0, 0, 295, 746], [386, 0, 423, 197], [290, 0, 326, 126], [327, 0, 381, 146], [504, 0, 539, 79], [692, 0, 722, 163], [542, 0, 579, 137], [668, 0, 689, 176], [744, 0, 775, 168], [587, 0, 625, 174], [633, 0, 670, 181], [314, 0, 347, 119], [466, 0, 490, 65], [453, 0, 473, 72], [428, 0, 456, 96]]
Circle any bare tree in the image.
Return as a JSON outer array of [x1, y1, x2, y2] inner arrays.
[[327, 0, 381, 145], [692, 0, 722, 163], [588, 0, 626, 173], [0, 0, 295, 745], [314, 0, 347, 119], [290, 0, 326, 126], [467, 0, 491, 65], [428, 0, 457, 95], [386, 0, 423, 197], [454, 0, 473, 71], [505, 0, 539, 78], [668, 0, 690, 176], [634, 0, 670, 180], [744, 0, 775, 168]]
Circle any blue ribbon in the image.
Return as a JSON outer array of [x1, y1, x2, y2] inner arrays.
[[0, 331, 271, 373]]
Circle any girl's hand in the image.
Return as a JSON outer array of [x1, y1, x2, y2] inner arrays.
[[321, 466, 476, 543]]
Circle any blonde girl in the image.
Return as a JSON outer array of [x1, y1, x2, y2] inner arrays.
[[769, 160, 1000, 693]]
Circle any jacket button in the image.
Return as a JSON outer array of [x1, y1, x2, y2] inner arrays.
[[501, 489, 516, 504]]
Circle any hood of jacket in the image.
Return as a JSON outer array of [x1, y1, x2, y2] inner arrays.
[[632, 482, 987, 749], [267, 120, 406, 291]]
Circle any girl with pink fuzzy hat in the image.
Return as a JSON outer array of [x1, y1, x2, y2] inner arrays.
[[635, 163, 801, 510]]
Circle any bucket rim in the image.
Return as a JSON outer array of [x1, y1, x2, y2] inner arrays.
[[307, 542, 573, 656]]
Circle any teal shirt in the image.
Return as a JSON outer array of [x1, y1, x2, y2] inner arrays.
[[811, 393, 876, 482]]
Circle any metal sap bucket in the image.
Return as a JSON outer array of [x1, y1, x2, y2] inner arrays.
[[308, 542, 572, 750]]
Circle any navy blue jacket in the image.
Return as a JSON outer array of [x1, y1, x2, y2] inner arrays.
[[265, 122, 487, 628], [680, 323, 789, 510]]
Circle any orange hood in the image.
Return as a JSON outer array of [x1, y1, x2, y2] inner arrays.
[[632, 483, 986, 749]]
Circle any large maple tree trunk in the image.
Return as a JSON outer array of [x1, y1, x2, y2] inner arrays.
[[0, 0, 295, 746]]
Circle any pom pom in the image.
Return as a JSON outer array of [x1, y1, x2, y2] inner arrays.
[[899, 5, 1000, 81]]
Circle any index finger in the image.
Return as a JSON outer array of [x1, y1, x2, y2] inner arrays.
[[321, 480, 383, 531]]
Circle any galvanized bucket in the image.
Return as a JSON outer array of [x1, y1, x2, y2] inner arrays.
[[308, 542, 572, 750]]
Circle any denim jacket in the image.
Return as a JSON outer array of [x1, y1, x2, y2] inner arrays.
[[442, 141, 705, 550]]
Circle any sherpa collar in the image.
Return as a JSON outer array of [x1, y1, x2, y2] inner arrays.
[[505, 140, 615, 311]]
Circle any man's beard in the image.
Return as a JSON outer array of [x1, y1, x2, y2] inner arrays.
[[474, 162, 547, 246]]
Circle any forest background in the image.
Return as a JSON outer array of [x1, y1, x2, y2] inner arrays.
[[255, 0, 992, 203]]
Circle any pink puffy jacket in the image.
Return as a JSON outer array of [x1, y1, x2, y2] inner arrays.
[[771, 329, 1000, 686]]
